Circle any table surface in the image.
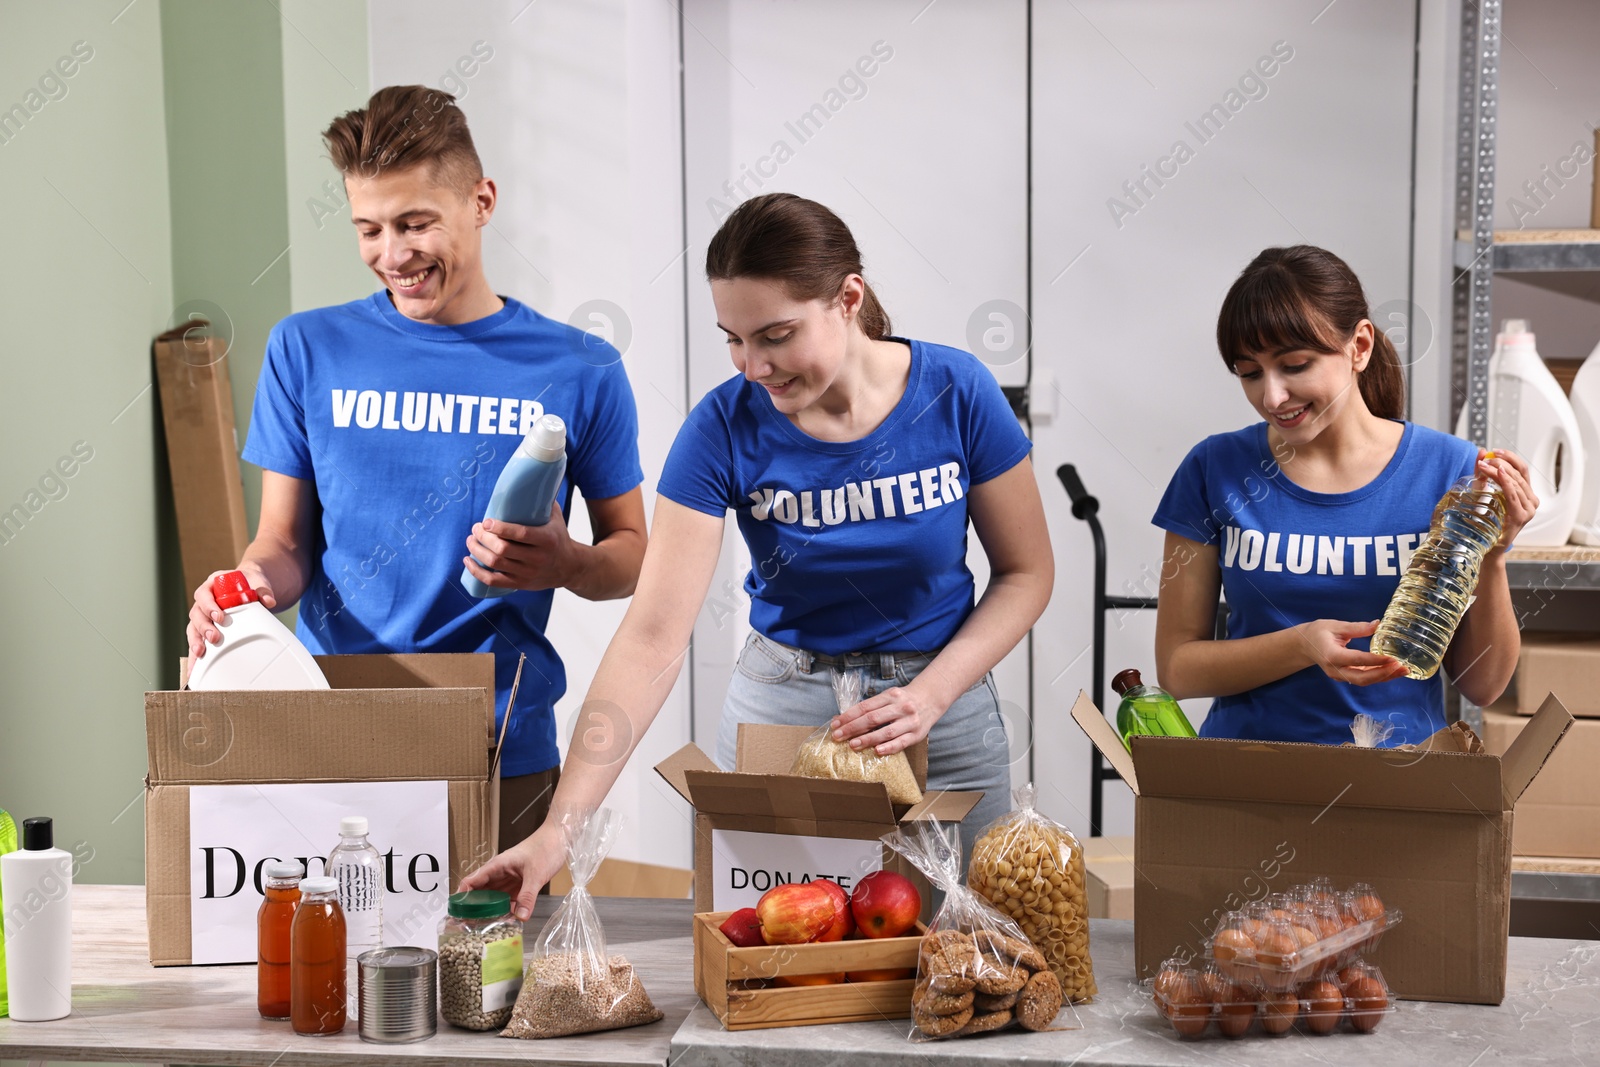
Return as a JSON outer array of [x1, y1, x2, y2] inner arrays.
[[4, 886, 1600, 1067]]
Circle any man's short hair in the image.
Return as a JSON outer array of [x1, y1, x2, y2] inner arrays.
[[323, 85, 483, 193]]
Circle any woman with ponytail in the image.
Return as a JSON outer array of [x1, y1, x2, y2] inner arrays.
[[1152, 245, 1537, 747], [464, 193, 1052, 912]]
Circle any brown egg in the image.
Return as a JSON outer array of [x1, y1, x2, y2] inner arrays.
[[1290, 924, 1319, 950], [1216, 983, 1256, 1038], [1255, 928, 1299, 972], [1165, 973, 1212, 1038], [1211, 928, 1255, 981], [1241, 917, 1268, 943], [1347, 975, 1389, 1032], [1350, 893, 1385, 924], [1315, 912, 1345, 941], [1336, 965, 1365, 993], [1153, 967, 1185, 1014], [1300, 979, 1343, 1034], [1260, 990, 1298, 1034]]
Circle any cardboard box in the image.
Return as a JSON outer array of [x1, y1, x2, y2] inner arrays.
[[152, 325, 250, 598], [1071, 691, 1573, 1005], [1482, 707, 1600, 859], [549, 857, 694, 899], [1082, 834, 1135, 920], [655, 724, 980, 914], [1514, 632, 1600, 717], [145, 653, 501, 966]]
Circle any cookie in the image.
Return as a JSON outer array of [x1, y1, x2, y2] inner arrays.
[[954, 1008, 1013, 1035], [974, 929, 1047, 973], [918, 930, 979, 993], [1015, 969, 1064, 1032], [974, 960, 1027, 996], [974, 989, 1020, 1012], [913, 1004, 972, 1037], [912, 980, 974, 1017]]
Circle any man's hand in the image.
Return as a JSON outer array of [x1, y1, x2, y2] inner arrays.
[[187, 566, 276, 659], [463, 503, 585, 592]]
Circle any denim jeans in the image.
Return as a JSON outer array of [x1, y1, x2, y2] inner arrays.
[[718, 630, 1015, 868]]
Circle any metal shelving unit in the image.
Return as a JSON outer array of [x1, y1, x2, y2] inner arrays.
[[1449, 0, 1600, 593]]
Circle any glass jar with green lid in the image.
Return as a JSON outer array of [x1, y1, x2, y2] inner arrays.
[[437, 889, 524, 1030]]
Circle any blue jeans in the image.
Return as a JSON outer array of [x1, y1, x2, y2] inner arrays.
[[718, 631, 1014, 868]]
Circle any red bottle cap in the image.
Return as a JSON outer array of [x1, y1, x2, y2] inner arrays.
[[211, 570, 260, 610]]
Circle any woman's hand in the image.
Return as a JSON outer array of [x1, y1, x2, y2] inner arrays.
[[1479, 449, 1539, 548], [1297, 619, 1408, 686], [463, 504, 580, 592], [458, 824, 567, 922], [831, 681, 949, 757], [187, 566, 276, 659]]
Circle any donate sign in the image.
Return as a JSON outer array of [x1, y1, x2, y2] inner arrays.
[[709, 828, 882, 911], [187, 781, 449, 964]]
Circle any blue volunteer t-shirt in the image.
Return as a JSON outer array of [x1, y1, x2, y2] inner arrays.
[[241, 292, 644, 777], [1152, 421, 1478, 747], [657, 338, 1031, 654]]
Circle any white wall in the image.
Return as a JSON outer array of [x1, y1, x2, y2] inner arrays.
[[369, 0, 693, 872]]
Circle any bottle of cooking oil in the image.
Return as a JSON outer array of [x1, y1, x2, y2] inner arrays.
[[1112, 669, 1197, 751], [1371, 468, 1506, 679]]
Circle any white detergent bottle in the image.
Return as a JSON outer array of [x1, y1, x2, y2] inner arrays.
[[1456, 320, 1585, 547], [1569, 337, 1600, 545], [186, 571, 331, 690], [1, 817, 73, 1022], [461, 414, 568, 599]]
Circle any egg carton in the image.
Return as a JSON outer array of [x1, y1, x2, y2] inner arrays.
[[1205, 880, 1402, 992], [1149, 958, 1393, 1040]]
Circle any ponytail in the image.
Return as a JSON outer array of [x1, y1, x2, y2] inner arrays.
[[1361, 325, 1405, 420]]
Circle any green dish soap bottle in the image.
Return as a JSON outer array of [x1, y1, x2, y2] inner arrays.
[[0, 808, 16, 1018], [1112, 669, 1197, 751]]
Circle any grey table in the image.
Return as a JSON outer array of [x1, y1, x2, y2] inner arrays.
[[5, 887, 1600, 1067]]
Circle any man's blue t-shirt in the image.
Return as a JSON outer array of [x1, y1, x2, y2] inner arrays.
[[657, 338, 1031, 654], [1152, 421, 1478, 747], [241, 292, 644, 777]]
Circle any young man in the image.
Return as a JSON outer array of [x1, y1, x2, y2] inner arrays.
[[185, 86, 647, 853]]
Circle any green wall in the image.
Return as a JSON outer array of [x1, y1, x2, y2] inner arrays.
[[0, 0, 370, 911]]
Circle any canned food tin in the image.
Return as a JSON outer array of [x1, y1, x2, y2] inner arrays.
[[357, 946, 437, 1043]]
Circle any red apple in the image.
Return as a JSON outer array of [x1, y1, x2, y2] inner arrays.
[[775, 972, 845, 986], [850, 870, 922, 939], [757, 882, 839, 945], [718, 907, 765, 948], [813, 879, 855, 942]]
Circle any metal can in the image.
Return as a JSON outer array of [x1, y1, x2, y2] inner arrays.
[[356, 946, 437, 1043]]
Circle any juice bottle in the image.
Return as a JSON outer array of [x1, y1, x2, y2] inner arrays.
[[257, 861, 302, 1019], [290, 876, 346, 1036], [1371, 471, 1506, 679], [1112, 669, 1197, 751]]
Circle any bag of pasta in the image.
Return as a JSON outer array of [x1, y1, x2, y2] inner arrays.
[[501, 808, 664, 1039], [884, 819, 1066, 1041], [790, 667, 922, 805], [966, 785, 1096, 1003]]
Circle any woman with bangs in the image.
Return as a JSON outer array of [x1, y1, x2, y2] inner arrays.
[[1151, 246, 1536, 747]]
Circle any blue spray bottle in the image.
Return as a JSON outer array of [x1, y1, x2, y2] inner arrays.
[[461, 413, 567, 599]]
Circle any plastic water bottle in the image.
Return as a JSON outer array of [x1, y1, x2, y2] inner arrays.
[[186, 571, 330, 690], [1111, 669, 1197, 751], [327, 816, 382, 1021], [1371, 471, 1506, 679], [461, 414, 568, 599], [0, 817, 73, 1021]]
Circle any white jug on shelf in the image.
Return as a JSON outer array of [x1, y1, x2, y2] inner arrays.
[[1570, 337, 1600, 545], [1454, 319, 1585, 546]]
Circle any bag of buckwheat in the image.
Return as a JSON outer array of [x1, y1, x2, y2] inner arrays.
[[500, 808, 664, 1040], [790, 667, 923, 805]]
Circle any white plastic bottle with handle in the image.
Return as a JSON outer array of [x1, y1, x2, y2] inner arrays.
[[326, 816, 382, 1021], [186, 571, 331, 690], [1569, 337, 1600, 545]]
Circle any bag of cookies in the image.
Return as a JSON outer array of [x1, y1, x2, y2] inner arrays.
[[883, 819, 1067, 1040], [501, 808, 664, 1039], [967, 784, 1097, 1003], [790, 667, 923, 805]]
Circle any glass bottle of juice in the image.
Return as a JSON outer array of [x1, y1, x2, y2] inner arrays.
[[1112, 669, 1197, 751], [290, 876, 346, 1036], [257, 861, 302, 1019]]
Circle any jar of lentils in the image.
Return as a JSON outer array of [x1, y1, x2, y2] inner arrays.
[[437, 890, 524, 1030]]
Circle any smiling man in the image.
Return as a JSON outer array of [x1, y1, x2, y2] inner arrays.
[[186, 85, 647, 854]]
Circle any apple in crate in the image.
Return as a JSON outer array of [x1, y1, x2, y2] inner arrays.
[[757, 882, 840, 945], [718, 907, 765, 948], [850, 870, 921, 939], [813, 879, 855, 942]]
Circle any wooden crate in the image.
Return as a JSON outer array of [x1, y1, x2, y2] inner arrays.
[[693, 911, 924, 1030]]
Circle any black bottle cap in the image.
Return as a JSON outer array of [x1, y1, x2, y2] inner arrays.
[[22, 817, 53, 851], [1111, 668, 1143, 696]]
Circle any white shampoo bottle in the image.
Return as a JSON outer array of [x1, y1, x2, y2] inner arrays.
[[1, 817, 73, 1021]]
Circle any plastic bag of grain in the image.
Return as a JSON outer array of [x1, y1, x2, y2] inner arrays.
[[500, 808, 663, 1039], [791, 667, 923, 805]]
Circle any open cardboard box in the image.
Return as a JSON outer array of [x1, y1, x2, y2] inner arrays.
[[144, 653, 501, 965], [655, 723, 981, 915], [1071, 690, 1574, 1004]]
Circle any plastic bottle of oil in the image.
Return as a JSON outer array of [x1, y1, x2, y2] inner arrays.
[[1112, 669, 1197, 751], [1371, 470, 1506, 679]]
